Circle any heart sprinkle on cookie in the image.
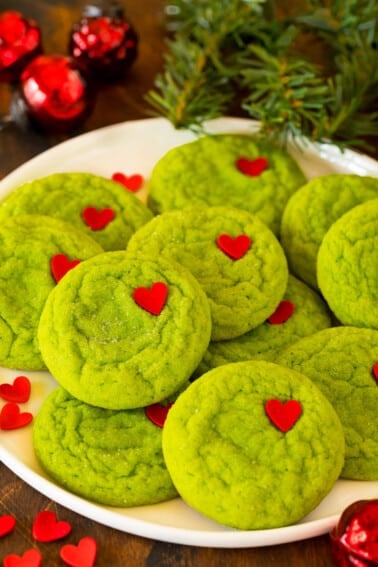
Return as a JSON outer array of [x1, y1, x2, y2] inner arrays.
[[51, 254, 81, 283], [0, 376, 31, 403], [0, 403, 33, 430], [133, 282, 168, 315], [3, 549, 42, 567], [0, 515, 16, 538], [60, 536, 97, 567], [145, 402, 173, 427], [32, 510, 72, 542], [112, 171, 144, 192], [264, 399, 302, 433], [217, 234, 251, 260], [236, 156, 268, 177], [372, 362, 378, 382], [267, 301, 295, 325], [82, 206, 115, 230]]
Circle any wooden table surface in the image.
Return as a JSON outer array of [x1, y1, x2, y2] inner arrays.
[[0, 1, 376, 566]]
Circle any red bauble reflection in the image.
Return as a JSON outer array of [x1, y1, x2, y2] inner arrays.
[[14, 54, 94, 133], [330, 500, 378, 567], [0, 11, 43, 83], [69, 1, 138, 81]]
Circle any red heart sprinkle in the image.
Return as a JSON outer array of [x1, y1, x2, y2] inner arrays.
[[3, 549, 42, 567], [265, 399, 302, 433], [267, 300, 295, 325], [32, 510, 72, 542], [0, 515, 16, 538], [236, 156, 268, 176], [0, 403, 33, 430], [0, 376, 31, 403], [51, 254, 81, 283], [111, 172, 144, 192], [145, 402, 173, 428], [60, 537, 97, 567], [82, 206, 115, 230], [217, 234, 252, 260], [133, 282, 168, 316], [372, 362, 378, 382]]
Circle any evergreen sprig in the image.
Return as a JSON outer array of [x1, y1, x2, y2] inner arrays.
[[146, 0, 378, 149], [146, 0, 264, 131]]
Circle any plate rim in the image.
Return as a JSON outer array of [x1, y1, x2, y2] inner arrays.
[[0, 116, 377, 549]]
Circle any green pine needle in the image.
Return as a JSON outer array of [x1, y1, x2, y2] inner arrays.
[[146, 0, 378, 148]]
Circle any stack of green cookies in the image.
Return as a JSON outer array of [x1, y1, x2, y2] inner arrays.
[[1, 132, 376, 530]]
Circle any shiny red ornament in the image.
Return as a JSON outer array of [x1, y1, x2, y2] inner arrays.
[[11, 54, 94, 133], [330, 499, 378, 567], [0, 10, 43, 83], [68, 1, 138, 81]]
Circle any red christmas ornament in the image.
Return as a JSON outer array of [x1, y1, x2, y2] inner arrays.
[[0, 10, 43, 83], [68, 1, 138, 81], [330, 499, 378, 567], [10, 54, 95, 133]]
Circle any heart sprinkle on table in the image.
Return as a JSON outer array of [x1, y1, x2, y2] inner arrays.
[[1, 507, 98, 566], [60, 536, 98, 567], [264, 399, 302, 433], [0, 515, 16, 538], [217, 234, 252, 260], [3, 548, 42, 567], [32, 510, 72, 543], [111, 171, 144, 192], [0, 376, 31, 403], [51, 254, 81, 284], [0, 402, 33, 430], [133, 282, 168, 315]]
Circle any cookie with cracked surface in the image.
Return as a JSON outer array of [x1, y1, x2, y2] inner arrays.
[[278, 326, 378, 480], [280, 174, 378, 289], [0, 172, 153, 251], [163, 360, 344, 530], [33, 387, 177, 506], [38, 251, 211, 409], [127, 206, 288, 341], [195, 274, 332, 376], [147, 133, 307, 235], [317, 199, 378, 329], [0, 215, 103, 370]]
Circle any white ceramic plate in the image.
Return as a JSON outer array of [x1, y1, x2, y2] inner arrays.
[[0, 117, 377, 548]]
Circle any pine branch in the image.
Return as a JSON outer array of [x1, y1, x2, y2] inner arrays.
[[145, 0, 265, 130], [239, 48, 331, 145], [146, 0, 378, 148]]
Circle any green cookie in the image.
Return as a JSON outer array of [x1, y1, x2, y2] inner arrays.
[[38, 251, 211, 409], [0, 172, 153, 251], [196, 275, 331, 376], [278, 326, 378, 480], [33, 387, 177, 506], [127, 206, 288, 340], [163, 360, 344, 530], [317, 199, 378, 329], [147, 134, 307, 235], [280, 174, 378, 289], [0, 215, 103, 370]]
